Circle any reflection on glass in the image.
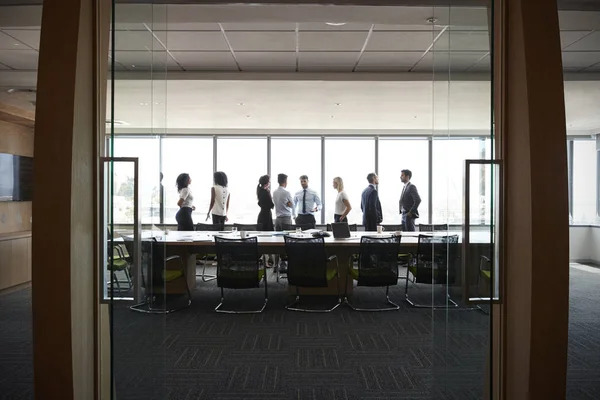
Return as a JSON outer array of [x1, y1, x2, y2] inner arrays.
[[432, 138, 490, 224], [112, 137, 160, 224], [216, 138, 267, 223], [572, 140, 597, 224], [162, 138, 213, 225], [378, 139, 429, 224], [271, 138, 322, 223], [324, 138, 375, 224]]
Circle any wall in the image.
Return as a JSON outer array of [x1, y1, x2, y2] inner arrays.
[[0, 118, 33, 292], [570, 225, 600, 264]]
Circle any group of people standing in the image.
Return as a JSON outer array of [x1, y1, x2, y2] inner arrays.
[[174, 169, 421, 232]]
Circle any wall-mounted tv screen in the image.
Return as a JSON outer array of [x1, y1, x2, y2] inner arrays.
[[0, 153, 33, 201]]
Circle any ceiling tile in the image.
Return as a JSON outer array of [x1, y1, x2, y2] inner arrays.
[[235, 52, 296, 71], [300, 23, 372, 31], [564, 31, 600, 51], [0, 50, 38, 70], [220, 23, 295, 31], [561, 52, 600, 68], [1, 30, 39, 50], [113, 51, 181, 71], [300, 32, 367, 51], [166, 31, 229, 51], [111, 30, 167, 51], [355, 51, 423, 71], [170, 51, 237, 70], [158, 23, 220, 31], [412, 52, 488, 72], [434, 31, 489, 52], [561, 31, 593, 50], [374, 24, 444, 31], [298, 52, 358, 71], [367, 31, 434, 52], [226, 32, 295, 52], [0, 31, 28, 50]]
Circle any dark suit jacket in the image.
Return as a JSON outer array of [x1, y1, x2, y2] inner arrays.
[[399, 182, 421, 218], [361, 184, 382, 227]]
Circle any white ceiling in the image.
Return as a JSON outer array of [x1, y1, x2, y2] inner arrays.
[[0, 4, 600, 136], [0, 5, 600, 72]]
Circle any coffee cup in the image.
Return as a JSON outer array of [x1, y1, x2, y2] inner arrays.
[[240, 231, 247, 239], [377, 225, 385, 234], [394, 231, 402, 237]]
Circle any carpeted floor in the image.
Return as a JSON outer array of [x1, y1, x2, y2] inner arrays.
[[1, 264, 599, 400]]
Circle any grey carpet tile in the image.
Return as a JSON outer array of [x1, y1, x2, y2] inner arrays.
[[1, 264, 600, 399]]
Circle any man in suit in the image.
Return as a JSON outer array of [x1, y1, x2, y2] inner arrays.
[[361, 173, 382, 231], [399, 169, 421, 231]]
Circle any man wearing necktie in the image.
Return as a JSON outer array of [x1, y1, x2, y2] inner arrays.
[[293, 175, 321, 229], [399, 169, 421, 231]]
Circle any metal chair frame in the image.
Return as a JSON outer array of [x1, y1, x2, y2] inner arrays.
[[344, 235, 401, 312]]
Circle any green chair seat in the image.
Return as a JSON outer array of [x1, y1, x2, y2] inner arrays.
[[408, 265, 444, 279], [109, 259, 129, 271], [349, 267, 398, 281], [326, 267, 337, 281], [163, 270, 184, 282]]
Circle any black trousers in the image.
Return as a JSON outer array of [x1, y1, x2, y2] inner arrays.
[[176, 207, 194, 231], [363, 219, 378, 232], [212, 214, 226, 225], [334, 214, 346, 223], [295, 214, 316, 229]]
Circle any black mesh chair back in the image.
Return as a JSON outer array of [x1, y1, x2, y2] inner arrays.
[[419, 224, 449, 232], [215, 236, 261, 289], [326, 223, 358, 232], [233, 223, 263, 231], [415, 234, 459, 284], [284, 236, 329, 287], [196, 222, 224, 231], [281, 223, 313, 231], [357, 236, 401, 287]]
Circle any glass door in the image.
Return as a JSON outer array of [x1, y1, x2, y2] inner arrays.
[[426, 3, 499, 399]]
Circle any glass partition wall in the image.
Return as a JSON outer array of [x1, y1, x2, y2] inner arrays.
[[102, 2, 498, 399]]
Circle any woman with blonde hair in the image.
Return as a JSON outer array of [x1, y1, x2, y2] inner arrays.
[[332, 176, 352, 222]]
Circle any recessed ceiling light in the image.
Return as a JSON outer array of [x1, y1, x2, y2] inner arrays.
[[131, 64, 136, 68], [140, 102, 149, 106], [326, 22, 346, 26], [426, 17, 438, 24], [13, 43, 20, 46], [238, 102, 245, 106], [246, 115, 251, 118], [335, 103, 342, 106]]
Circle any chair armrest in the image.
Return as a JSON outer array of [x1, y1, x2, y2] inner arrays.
[[165, 255, 181, 263], [327, 255, 337, 262]]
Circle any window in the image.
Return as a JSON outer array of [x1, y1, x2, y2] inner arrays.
[[572, 140, 597, 224], [162, 137, 213, 225], [432, 138, 488, 224], [216, 138, 267, 223], [324, 138, 375, 224], [378, 138, 429, 224], [111, 137, 160, 224], [271, 138, 322, 223]]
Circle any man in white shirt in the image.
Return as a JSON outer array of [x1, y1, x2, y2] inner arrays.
[[272, 173, 295, 231], [293, 175, 322, 229]]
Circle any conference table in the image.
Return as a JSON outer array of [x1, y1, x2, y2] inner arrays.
[[140, 229, 494, 297]]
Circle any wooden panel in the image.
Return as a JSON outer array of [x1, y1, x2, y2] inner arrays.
[[0, 120, 34, 156], [0, 202, 32, 234], [0, 236, 32, 291], [0, 102, 35, 128]]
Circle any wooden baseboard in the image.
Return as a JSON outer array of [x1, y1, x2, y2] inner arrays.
[[0, 281, 31, 296]]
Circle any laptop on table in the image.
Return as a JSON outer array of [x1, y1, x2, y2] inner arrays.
[[331, 222, 351, 239]]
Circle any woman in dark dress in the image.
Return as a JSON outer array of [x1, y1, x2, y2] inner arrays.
[[256, 175, 274, 231]]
